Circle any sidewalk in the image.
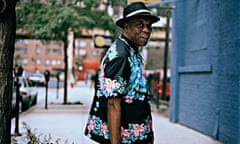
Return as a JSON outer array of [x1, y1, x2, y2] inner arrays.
[[11, 81, 221, 144]]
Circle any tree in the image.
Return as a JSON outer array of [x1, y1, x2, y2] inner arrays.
[[0, 0, 18, 143], [15, 0, 124, 104]]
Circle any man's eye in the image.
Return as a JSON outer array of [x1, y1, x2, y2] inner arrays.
[[135, 22, 152, 30], [136, 23, 144, 28]]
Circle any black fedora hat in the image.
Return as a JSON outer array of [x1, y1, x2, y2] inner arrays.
[[116, 2, 160, 28]]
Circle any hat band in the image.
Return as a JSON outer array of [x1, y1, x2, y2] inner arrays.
[[125, 9, 151, 18]]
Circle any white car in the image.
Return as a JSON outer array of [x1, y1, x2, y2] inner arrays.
[[12, 77, 38, 118], [26, 73, 46, 86]]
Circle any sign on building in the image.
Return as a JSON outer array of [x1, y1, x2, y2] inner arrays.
[[94, 35, 114, 48]]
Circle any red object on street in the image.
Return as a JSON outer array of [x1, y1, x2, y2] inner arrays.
[[77, 60, 100, 81], [158, 82, 170, 100], [34, 64, 39, 71], [82, 60, 99, 70], [70, 82, 74, 88]]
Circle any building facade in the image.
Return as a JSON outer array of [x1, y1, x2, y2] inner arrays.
[[74, 37, 104, 80], [14, 39, 64, 74], [14, 36, 105, 79], [170, 0, 240, 143]]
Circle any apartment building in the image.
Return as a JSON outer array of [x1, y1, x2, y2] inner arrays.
[[14, 36, 105, 79], [14, 39, 64, 74]]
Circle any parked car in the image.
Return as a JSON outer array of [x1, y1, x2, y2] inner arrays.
[[11, 77, 38, 118], [25, 72, 46, 86]]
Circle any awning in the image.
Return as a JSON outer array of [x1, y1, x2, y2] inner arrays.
[[82, 60, 99, 70]]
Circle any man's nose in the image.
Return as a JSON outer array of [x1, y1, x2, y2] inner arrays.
[[142, 24, 152, 33]]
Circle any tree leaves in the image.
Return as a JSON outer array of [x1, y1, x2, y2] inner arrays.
[[16, 0, 119, 40]]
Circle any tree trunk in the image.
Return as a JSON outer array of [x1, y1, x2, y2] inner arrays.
[[0, 0, 16, 143], [63, 38, 68, 104]]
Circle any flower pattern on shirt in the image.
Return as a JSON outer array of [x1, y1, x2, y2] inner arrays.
[[86, 115, 152, 143], [98, 76, 127, 98], [121, 117, 152, 143], [86, 116, 110, 140], [85, 35, 153, 143], [125, 54, 151, 102]]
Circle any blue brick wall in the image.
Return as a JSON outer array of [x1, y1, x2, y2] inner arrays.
[[170, 0, 240, 143]]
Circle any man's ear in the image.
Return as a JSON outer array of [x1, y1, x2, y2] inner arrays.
[[123, 23, 130, 33], [123, 23, 128, 29]]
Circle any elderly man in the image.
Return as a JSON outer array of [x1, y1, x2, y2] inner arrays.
[[85, 2, 159, 144]]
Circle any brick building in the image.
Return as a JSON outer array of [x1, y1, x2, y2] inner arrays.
[[14, 39, 64, 74], [14, 36, 105, 79]]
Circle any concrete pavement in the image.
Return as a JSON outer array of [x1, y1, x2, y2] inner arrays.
[[11, 81, 221, 144]]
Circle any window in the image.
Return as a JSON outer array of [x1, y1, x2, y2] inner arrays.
[[57, 60, 61, 65], [36, 47, 41, 54], [22, 39, 29, 45], [53, 48, 62, 54], [45, 48, 51, 54], [45, 59, 50, 65], [80, 41, 87, 48], [22, 58, 28, 64], [79, 49, 86, 56], [52, 60, 57, 65], [92, 50, 97, 56], [53, 40, 62, 46], [75, 41, 80, 47], [75, 49, 79, 55], [36, 59, 41, 64], [16, 39, 29, 45], [36, 40, 42, 46], [91, 42, 94, 48], [15, 47, 27, 53]]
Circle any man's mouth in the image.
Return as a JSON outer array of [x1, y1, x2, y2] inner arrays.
[[140, 37, 149, 41]]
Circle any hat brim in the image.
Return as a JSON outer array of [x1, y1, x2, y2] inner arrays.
[[116, 14, 160, 28]]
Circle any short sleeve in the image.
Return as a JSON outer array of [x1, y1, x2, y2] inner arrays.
[[105, 56, 130, 81], [99, 56, 130, 98]]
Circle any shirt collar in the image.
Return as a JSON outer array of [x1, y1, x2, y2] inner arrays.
[[119, 34, 139, 54]]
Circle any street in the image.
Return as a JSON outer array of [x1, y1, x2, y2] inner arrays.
[[11, 81, 220, 144]]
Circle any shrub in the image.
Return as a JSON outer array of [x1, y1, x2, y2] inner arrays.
[[11, 122, 74, 144]]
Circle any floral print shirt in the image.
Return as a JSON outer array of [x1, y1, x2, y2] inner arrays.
[[85, 35, 154, 144]]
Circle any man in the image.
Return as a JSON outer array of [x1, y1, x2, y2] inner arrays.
[[85, 2, 159, 144]]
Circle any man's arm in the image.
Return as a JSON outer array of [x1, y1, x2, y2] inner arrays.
[[108, 97, 121, 144]]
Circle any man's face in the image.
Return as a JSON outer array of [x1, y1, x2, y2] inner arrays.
[[124, 17, 153, 47]]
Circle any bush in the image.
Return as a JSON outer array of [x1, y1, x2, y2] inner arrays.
[[11, 122, 74, 144]]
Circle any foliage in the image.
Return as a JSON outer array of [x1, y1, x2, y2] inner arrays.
[[15, 0, 126, 104], [11, 122, 73, 144], [15, 0, 123, 40]]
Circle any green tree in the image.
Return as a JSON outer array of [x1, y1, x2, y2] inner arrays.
[[0, 0, 18, 143], [15, 0, 125, 104]]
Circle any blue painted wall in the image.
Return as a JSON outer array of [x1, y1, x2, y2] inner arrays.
[[170, 0, 240, 143]]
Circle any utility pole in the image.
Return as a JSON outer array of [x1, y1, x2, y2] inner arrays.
[[161, 15, 170, 100], [13, 65, 24, 136], [44, 70, 50, 109]]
